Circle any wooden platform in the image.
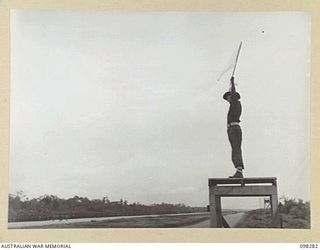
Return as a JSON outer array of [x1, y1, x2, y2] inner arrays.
[[208, 177, 280, 228], [208, 177, 277, 187]]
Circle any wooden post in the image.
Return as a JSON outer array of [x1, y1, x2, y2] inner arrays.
[[215, 195, 223, 227], [209, 192, 218, 227], [271, 194, 280, 228]]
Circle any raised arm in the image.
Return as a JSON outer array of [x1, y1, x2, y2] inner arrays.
[[230, 76, 236, 93], [229, 76, 238, 101]]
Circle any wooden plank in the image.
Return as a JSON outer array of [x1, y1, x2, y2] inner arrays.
[[208, 177, 277, 187], [210, 185, 277, 196]]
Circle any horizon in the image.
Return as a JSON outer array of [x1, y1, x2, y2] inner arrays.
[[9, 190, 309, 210]]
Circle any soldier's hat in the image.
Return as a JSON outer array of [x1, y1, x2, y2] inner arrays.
[[223, 91, 241, 100]]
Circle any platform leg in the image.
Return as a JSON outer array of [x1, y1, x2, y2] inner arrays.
[[209, 192, 218, 227], [271, 194, 280, 228], [216, 196, 223, 227]]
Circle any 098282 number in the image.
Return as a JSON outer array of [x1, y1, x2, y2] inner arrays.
[[300, 244, 318, 248]]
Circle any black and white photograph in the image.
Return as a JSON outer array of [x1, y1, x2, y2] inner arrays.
[[8, 10, 310, 229]]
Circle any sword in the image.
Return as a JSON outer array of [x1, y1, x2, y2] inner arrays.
[[231, 41, 243, 78]]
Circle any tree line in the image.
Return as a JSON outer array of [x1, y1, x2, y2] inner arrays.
[[8, 192, 206, 222], [278, 196, 310, 221]]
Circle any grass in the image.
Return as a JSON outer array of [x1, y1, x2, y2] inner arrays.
[[236, 209, 310, 229], [280, 214, 310, 229]]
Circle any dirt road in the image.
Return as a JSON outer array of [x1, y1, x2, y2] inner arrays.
[[8, 212, 245, 229], [185, 212, 245, 228]]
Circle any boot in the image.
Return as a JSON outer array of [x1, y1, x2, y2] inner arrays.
[[229, 168, 244, 178]]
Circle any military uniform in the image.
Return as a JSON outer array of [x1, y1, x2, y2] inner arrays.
[[223, 77, 244, 177]]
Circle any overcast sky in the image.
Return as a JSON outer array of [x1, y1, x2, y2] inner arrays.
[[10, 11, 310, 208]]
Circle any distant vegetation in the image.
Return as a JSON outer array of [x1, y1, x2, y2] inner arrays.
[[8, 192, 206, 222], [236, 197, 310, 228]]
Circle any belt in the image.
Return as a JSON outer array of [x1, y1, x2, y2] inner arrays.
[[227, 122, 240, 128]]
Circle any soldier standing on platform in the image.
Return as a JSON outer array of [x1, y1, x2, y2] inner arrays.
[[223, 76, 244, 178]]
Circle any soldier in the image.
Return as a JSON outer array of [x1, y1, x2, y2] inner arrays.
[[223, 76, 244, 178]]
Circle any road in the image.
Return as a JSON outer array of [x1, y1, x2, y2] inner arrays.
[[8, 212, 208, 229], [185, 212, 245, 228], [8, 212, 245, 229]]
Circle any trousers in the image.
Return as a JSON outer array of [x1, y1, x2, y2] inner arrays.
[[227, 125, 244, 169]]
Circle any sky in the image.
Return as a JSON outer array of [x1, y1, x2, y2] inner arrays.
[[10, 11, 310, 209]]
